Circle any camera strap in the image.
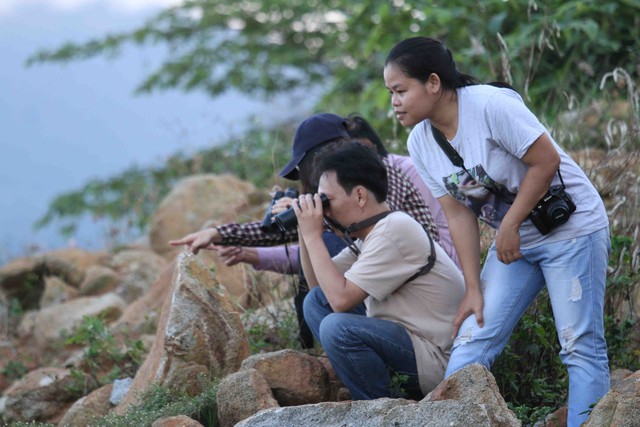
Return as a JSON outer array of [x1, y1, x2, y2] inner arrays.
[[325, 210, 437, 283], [430, 125, 566, 205]]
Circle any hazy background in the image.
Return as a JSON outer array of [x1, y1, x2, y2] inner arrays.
[[0, 0, 296, 262]]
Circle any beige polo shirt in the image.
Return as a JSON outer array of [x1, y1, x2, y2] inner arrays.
[[332, 211, 465, 394]]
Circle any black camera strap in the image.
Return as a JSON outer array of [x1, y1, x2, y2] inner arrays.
[[429, 125, 566, 206], [325, 210, 436, 283]]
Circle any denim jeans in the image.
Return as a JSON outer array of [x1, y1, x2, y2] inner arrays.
[[303, 286, 422, 400], [445, 228, 610, 427]]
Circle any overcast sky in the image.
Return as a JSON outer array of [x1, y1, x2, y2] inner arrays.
[[0, 0, 304, 262], [0, 0, 180, 15]]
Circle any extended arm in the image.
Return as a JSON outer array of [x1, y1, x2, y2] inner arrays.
[[438, 194, 484, 338]]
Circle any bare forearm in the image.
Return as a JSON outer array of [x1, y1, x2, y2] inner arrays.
[[503, 134, 560, 230], [299, 236, 318, 288], [303, 233, 358, 312], [449, 213, 482, 292]]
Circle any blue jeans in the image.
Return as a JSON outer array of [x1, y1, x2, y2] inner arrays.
[[303, 286, 422, 400], [445, 228, 610, 427]]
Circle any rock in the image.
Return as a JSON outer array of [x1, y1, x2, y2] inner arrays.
[[109, 377, 133, 405], [240, 349, 330, 406], [0, 256, 47, 311], [40, 276, 78, 308], [151, 414, 204, 427], [2, 367, 98, 424], [108, 249, 168, 302], [584, 369, 640, 427], [38, 248, 110, 288], [235, 398, 413, 427], [58, 383, 114, 427], [18, 293, 127, 350], [384, 399, 494, 426], [0, 248, 108, 311], [216, 369, 279, 427], [114, 260, 177, 339], [78, 265, 119, 296], [425, 363, 521, 427], [116, 252, 249, 411]]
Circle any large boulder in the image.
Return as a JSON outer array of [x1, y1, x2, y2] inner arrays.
[[239, 349, 331, 406], [584, 369, 640, 427], [216, 368, 279, 427], [235, 398, 413, 427], [425, 363, 521, 427], [116, 252, 249, 410]]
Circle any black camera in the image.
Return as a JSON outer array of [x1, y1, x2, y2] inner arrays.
[[273, 194, 330, 233], [260, 187, 300, 232], [528, 185, 576, 235]]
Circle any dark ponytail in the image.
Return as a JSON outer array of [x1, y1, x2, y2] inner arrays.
[[385, 37, 478, 91]]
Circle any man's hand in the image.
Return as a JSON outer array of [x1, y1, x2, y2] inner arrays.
[[169, 228, 220, 255], [215, 246, 258, 267], [293, 194, 325, 240]]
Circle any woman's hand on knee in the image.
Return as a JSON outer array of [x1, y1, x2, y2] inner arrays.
[[452, 288, 484, 339]]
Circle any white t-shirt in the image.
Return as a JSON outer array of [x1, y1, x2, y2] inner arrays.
[[332, 211, 465, 394], [407, 84, 608, 248]]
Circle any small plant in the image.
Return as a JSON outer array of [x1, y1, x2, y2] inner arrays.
[[63, 315, 145, 385], [388, 372, 410, 399], [1, 360, 28, 382], [91, 380, 219, 427]]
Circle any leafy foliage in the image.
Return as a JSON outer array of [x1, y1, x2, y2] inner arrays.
[[27, 0, 640, 140]]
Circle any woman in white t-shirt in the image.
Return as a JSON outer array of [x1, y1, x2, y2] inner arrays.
[[384, 36, 610, 427]]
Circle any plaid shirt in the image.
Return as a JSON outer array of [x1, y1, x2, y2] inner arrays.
[[216, 156, 440, 246]]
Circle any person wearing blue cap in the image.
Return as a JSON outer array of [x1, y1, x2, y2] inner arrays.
[[170, 113, 440, 348]]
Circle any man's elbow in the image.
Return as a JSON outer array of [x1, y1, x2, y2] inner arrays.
[[328, 297, 357, 313]]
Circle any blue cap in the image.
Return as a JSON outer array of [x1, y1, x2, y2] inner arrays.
[[279, 113, 350, 180]]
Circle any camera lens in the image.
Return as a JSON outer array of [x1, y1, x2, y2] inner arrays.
[[273, 194, 329, 233], [547, 203, 571, 225]]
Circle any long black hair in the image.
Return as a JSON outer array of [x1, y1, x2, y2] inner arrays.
[[345, 113, 389, 157], [385, 37, 478, 91]]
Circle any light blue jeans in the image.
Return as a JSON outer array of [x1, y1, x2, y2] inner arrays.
[[303, 286, 423, 400], [445, 228, 610, 427]]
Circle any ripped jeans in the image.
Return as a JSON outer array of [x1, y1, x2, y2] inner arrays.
[[445, 227, 610, 427]]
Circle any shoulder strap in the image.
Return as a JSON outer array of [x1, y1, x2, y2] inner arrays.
[[430, 125, 465, 169], [402, 225, 436, 285]]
